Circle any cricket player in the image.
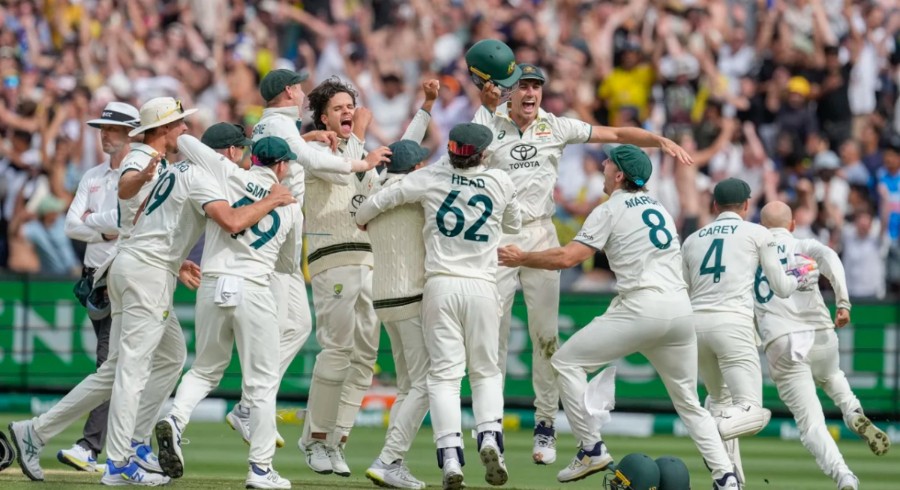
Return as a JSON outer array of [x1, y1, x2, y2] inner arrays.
[[224, 69, 389, 449], [156, 136, 302, 490], [472, 63, 694, 464], [298, 76, 436, 476], [681, 178, 816, 483], [363, 140, 432, 490], [756, 201, 890, 490], [498, 145, 744, 489], [58, 102, 140, 472], [7, 97, 199, 483], [357, 123, 522, 490]]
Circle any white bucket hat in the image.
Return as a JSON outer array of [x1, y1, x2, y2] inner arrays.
[[86, 101, 140, 129], [129, 97, 198, 137]]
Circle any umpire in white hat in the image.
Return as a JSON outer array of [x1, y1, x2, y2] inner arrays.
[[59, 101, 140, 472]]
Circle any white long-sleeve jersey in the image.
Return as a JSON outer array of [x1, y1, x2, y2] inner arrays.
[[682, 211, 799, 320], [754, 228, 852, 346], [117, 143, 167, 239], [474, 105, 591, 223], [366, 172, 426, 322], [356, 157, 521, 282], [251, 105, 352, 205], [304, 109, 433, 277], [64, 161, 118, 268]]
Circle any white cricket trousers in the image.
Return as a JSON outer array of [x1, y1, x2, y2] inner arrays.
[[551, 294, 733, 479], [267, 270, 313, 379], [306, 265, 379, 438], [694, 312, 763, 408], [424, 276, 504, 448], [32, 258, 185, 446], [497, 219, 561, 424], [169, 279, 280, 465], [765, 328, 860, 482], [379, 315, 430, 463], [106, 252, 187, 463]]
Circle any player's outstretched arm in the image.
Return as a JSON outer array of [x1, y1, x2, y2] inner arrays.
[[798, 238, 851, 312], [588, 126, 694, 167], [758, 231, 800, 298], [498, 241, 594, 270], [119, 154, 160, 199], [177, 134, 231, 174], [356, 173, 422, 229], [204, 184, 296, 234]]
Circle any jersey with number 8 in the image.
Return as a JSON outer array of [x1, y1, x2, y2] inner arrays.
[[356, 157, 521, 282], [573, 190, 685, 296], [681, 211, 798, 319]]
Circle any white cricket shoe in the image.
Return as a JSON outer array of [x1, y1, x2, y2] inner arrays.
[[246, 463, 291, 489], [557, 441, 613, 483], [226, 404, 286, 448], [8, 420, 45, 481], [365, 458, 426, 489], [713, 472, 741, 489], [299, 439, 332, 474], [101, 458, 171, 486], [846, 409, 890, 456], [57, 443, 99, 472], [532, 420, 557, 465], [131, 439, 164, 474], [837, 472, 859, 490], [478, 431, 508, 486], [329, 443, 351, 477], [441, 456, 464, 490], [155, 416, 185, 478]]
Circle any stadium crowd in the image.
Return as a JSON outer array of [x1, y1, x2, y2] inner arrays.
[[0, 0, 898, 298]]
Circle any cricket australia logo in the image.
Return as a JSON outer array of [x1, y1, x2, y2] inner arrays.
[[333, 283, 343, 298], [509, 144, 540, 170]]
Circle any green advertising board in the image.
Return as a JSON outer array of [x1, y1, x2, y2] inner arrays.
[[1, 277, 898, 417]]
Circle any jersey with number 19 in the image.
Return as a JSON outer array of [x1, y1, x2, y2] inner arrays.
[[356, 157, 521, 282], [117, 161, 213, 274], [681, 211, 798, 320]]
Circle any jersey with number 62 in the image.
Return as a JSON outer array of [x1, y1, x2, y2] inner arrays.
[[574, 190, 686, 298], [117, 161, 213, 275], [356, 157, 521, 282], [198, 166, 301, 286], [682, 211, 798, 320]]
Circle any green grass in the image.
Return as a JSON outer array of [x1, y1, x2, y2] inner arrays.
[[0, 413, 897, 489]]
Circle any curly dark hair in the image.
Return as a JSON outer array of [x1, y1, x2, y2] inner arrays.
[[449, 152, 484, 169], [307, 76, 358, 131]]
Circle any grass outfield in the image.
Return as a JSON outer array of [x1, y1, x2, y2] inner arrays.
[[0, 414, 897, 489]]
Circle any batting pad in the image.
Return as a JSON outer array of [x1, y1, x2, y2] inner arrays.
[[716, 404, 772, 440]]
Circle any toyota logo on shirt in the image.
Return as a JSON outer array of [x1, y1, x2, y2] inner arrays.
[[510, 144, 538, 161]]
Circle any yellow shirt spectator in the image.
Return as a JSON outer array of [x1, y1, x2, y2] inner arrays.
[[598, 64, 655, 126]]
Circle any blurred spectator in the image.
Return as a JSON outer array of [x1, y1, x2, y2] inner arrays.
[[841, 209, 885, 299]]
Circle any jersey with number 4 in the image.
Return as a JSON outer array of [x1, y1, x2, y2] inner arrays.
[[682, 211, 798, 320], [574, 190, 686, 297], [754, 227, 851, 344], [198, 166, 301, 286], [356, 158, 521, 282], [117, 161, 214, 275]]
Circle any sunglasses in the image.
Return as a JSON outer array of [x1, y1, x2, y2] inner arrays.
[[158, 99, 185, 120], [448, 140, 480, 157]]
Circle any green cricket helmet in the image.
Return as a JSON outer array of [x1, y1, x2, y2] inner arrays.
[[465, 39, 522, 90], [656, 456, 691, 490], [604, 453, 661, 490]]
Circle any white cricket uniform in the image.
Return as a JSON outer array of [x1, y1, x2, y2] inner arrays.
[[251, 106, 351, 390], [29, 148, 178, 449], [475, 105, 591, 424], [755, 228, 859, 484], [105, 160, 213, 463], [554, 190, 733, 478], [356, 157, 521, 450], [366, 171, 428, 464], [168, 150, 302, 466], [681, 211, 799, 411], [303, 109, 432, 441]]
